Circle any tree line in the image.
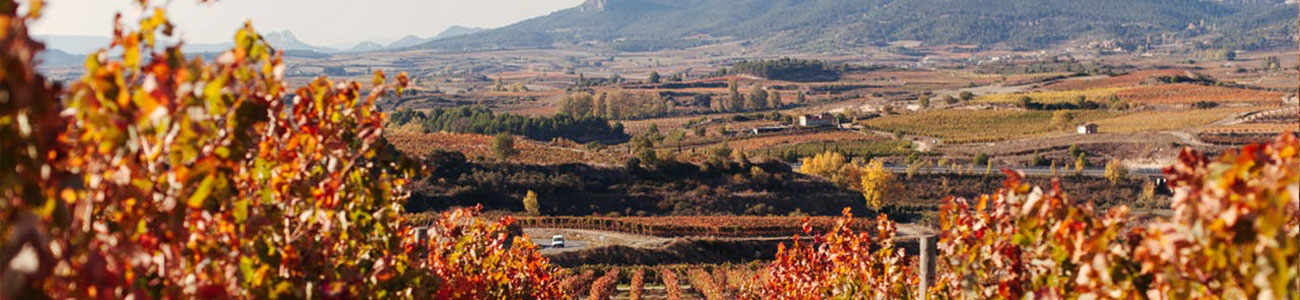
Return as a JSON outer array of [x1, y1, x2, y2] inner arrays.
[[390, 106, 627, 143]]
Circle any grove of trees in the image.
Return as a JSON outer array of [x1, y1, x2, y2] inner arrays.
[[389, 106, 627, 143], [557, 91, 672, 120], [723, 58, 848, 82]]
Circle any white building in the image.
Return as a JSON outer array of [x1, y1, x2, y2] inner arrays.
[[1077, 123, 1099, 134], [799, 114, 837, 127]]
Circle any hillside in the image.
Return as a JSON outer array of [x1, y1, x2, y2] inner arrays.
[[419, 0, 1296, 52]]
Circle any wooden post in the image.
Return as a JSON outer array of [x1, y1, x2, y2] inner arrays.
[[919, 235, 937, 300]]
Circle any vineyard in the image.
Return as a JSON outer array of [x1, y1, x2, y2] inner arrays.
[[1205, 123, 1300, 134], [387, 132, 628, 165], [751, 139, 918, 160], [553, 266, 763, 300], [1117, 83, 1285, 104], [1089, 107, 1256, 133], [974, 87, 1128, 104], [1043, 69, 1188, 90], [721, 130, 881, 151], [860, 109, 1120, 143]]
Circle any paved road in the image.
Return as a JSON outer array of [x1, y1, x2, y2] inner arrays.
[[791, 163, 1163, 177]]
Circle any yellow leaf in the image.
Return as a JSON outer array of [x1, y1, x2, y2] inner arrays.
[[187, 174, 216, 208]]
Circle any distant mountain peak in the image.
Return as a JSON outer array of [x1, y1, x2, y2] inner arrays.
[[581, 0, 608, 12], [259, 30, 334, 53], [433, 26, 486, 40]]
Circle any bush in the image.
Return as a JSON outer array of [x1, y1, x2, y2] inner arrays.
[[0, 2, 563, 299]]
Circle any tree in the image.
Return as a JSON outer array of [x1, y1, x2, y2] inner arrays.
[[959, 91, 975, 101], [748, 87, 769, 110], [728, 80, 744, 112], [559, 91, 595, 116], [523, 190, 540, 215], [767, 90, 783, 108], [796, 91, 807, 104], [1104, 157, 1127, 184], [1019, 96, 1035, 109], [860, 159, 895, 209], [918, 96, 931, 109], [1050, 110, 1077, 129], [493, 133, 519, 160], [943, 95, 958, 105], [973, 153, 990, 166], [648, 71, 661, 84], [593, 92, 608, 117], [1075, 153, 1087, 175], [606, 93, 619, 119]]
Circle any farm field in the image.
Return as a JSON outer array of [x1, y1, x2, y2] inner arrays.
[[1089, 107, 1257, 133], [751, 139, 918, 159], [721, 130, 880, 152], [1116, 84, 1285, 104], [1203, 123, 1300, 134], [974, 87, 1128, 104], [1042, 69, 1189, 90], [387, 132, 628, 165], [860, 109, 1121, 143]]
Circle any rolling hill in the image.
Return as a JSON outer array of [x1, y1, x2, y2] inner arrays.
[[418, 0, 1296, 52]]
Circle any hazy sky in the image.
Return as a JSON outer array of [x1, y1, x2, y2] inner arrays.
[[31, 0, 585, 46]]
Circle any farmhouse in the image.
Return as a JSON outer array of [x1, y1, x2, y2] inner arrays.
[[799, 113, 837, 127], [1077, 123, 1099, 135]]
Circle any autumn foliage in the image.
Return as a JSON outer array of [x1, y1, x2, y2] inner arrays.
[[931, 134, 1298, 300], [0, 0, 561, 299], [742, 208, 917, 300]]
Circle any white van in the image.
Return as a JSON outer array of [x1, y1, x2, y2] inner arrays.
[[550, 235, 565, 248]]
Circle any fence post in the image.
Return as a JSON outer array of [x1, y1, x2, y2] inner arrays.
[[919, 235, 937, 300]]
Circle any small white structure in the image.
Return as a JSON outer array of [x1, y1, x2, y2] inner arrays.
[[1077, 123, 1099, 135], [799, 113, 837, 127]]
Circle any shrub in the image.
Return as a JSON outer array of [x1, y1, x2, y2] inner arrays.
[[0, 2, 563, 299], [742, 208, 916, 299], [932, 134, 1298, 299]]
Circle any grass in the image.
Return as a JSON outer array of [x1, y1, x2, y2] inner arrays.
[[860, 109, 1121, 143], [975, 87, 1129, 104], [1090, 107, 1256, 133]]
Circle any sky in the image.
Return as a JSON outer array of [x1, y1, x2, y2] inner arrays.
[[31, 0, 585, 46]]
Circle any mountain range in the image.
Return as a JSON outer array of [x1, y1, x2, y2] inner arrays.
[[418, 0, 1297, 52], [37, 25, 489, 55]]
